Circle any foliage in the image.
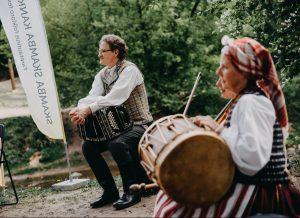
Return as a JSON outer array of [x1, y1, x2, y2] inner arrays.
[[41, 0, 300, 116], [12, 152, 84, 175], [284, 75, 300, 125], [290, 151, 300, 176], [1, 0, 298, 117], [0, 22, 13, 80], [286, 125, 300, 148], [0, 116, 72, 168], [41, 0, 221, 115], [285, 72, 300, 146], [211, 0, 299, 80]]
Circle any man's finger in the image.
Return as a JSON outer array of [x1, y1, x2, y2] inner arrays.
[[71, 115, 80, 123], [78, 118, 85, 125], [69, 108, 78, 117]]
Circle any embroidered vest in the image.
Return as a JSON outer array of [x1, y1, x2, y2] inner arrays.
[[224, 91, 289, 185], [101, 60, 153, 125]]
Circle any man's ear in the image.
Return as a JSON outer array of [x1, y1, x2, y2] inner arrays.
[[114, 49, 119, 57]]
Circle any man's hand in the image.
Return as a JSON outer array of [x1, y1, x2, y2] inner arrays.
[[69, 107, 92, 125], [71, 114, 85, 125], [77, 107, 92, 119], [69, 107, 78, 118]]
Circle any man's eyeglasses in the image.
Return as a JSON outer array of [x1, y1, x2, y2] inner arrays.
[[99, 49, 112, 53]]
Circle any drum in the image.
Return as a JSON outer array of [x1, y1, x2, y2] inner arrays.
[[138, 114, 235, 206]]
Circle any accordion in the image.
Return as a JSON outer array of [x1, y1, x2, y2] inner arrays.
[[78, 105, 133, 142]]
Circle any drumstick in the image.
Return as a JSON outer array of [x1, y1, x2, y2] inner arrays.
[[129, 183, 159, 194], [214, 99, 233, 123], [183, 72, 201, 116]]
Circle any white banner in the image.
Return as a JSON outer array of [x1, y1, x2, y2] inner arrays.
[[0, 0, 64, 139]]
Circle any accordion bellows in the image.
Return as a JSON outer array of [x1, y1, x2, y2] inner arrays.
[[78, 105, 133, 142]]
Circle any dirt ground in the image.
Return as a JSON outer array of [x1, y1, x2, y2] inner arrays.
[[1, 176, 299, 218], [0, 184, 156, 217]]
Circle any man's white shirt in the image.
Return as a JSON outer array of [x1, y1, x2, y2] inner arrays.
[[78, 64, 143, 113]]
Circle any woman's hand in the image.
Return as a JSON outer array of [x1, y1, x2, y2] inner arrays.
[[191, 115, 219, 132]]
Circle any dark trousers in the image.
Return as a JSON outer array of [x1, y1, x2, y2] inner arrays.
[[82, 125, 150, 195]]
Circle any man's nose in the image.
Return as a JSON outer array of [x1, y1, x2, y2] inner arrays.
[[216, 78, 221, 87]]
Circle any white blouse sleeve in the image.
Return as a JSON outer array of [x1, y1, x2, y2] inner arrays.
[[77, 71, 104, 109], [220, 94, 276, 176], [89, 65, 143, 113]]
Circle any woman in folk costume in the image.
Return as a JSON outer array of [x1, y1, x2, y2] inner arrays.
[[153, 37, 300, 218]]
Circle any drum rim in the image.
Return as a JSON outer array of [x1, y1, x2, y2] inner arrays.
[[138, 114, 195, 155]]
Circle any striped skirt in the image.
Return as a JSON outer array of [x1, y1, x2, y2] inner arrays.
[[153, 183, 300, 217]]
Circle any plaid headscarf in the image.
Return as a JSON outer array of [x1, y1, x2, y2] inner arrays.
[[221, 36, 288, 128]]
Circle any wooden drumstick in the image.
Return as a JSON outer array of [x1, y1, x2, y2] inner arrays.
[[183, 72, 201, 116], [215, 99, 233, 123], [129, 183, 159, 194]]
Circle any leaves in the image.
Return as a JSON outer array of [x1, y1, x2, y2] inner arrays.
[[0, 0, 298, 117]]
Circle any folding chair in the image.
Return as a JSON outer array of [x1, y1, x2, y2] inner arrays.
[[0, 124, 18, 206]]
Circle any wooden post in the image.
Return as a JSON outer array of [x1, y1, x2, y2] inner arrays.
[[8, 59, 16, 91], [0, 140, 5, 188], [0, 164, 4, 188]]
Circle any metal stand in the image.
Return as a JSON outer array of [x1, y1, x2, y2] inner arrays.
[[0, 124, 18, 206], [51, 140, 90, 191]]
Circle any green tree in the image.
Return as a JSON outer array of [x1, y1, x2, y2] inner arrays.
[[42, 0, 223, 115], [0, 22, 13, 80], [211, 0, 299, 80]]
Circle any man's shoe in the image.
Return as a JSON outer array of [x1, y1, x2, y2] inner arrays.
[[113, 192, 141, 210], [90, 194, 119, 209]]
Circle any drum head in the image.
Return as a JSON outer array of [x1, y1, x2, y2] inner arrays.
[[155, 130, 235, 207]]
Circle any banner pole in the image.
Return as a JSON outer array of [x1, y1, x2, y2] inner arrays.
[[55, 85, 72, 183], [63, 139, 72, 182]]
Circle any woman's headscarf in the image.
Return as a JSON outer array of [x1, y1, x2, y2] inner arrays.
[[221, 36, 288, 128]]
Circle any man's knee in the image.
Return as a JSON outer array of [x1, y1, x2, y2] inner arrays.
[[108, 141, 128, 155], [82, 141, 95, 157]]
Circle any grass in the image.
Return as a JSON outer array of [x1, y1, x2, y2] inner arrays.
[[0, 179, 98, 205], [7, 151, 85, 176], [290, 151, 300, 176]]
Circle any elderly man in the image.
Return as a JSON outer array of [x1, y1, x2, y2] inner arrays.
[[70, 34, 153, 210]]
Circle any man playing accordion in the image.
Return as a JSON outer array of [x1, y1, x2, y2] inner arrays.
[[153, 37, 300, 217], [69, 34, 153, 210]]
